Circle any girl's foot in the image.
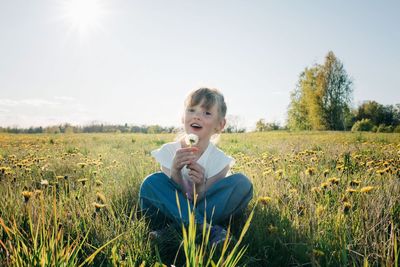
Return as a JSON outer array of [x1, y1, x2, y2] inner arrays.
[[209, 225, 228, 245]]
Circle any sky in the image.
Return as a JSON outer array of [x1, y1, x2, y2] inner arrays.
[[0, 0, 399, 130]]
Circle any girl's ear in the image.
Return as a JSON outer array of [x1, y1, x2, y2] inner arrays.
[[217, 118, 226, 133]]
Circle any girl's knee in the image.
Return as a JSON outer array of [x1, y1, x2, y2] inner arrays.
[[230, 173, 253, 192], [140, 172, 168, 193]]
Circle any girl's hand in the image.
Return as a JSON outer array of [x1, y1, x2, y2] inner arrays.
[[187, 162, 205, 184], [171, 147, 198, 173]]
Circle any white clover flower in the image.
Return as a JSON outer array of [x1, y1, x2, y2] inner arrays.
[[185, 133, 199, 146]]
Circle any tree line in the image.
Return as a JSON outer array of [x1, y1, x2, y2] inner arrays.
[[257, 51, 399, 133], [0, 123, 177, 134]]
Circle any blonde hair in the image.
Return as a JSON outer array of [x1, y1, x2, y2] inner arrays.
[[184, 88, 227, 119]]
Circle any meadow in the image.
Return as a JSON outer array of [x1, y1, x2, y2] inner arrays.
[[0, 131, 399, 266]]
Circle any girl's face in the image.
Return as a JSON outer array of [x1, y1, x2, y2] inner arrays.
[[183, 101, 225, 143]]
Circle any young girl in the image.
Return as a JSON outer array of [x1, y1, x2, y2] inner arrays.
[[139, 88, 253, 245]]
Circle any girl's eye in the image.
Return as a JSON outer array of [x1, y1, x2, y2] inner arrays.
[[187, 108, 195, 113], [205, 112, 212, 116]]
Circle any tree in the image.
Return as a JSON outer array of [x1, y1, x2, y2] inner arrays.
[[287, 51, 353, 130]]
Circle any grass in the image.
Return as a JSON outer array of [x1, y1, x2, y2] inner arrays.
[[0, 131, 399, 266]]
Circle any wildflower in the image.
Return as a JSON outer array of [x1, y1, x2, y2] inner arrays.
[[96, 192, 106, 204], [366, 160, 374, 167], [40, 179, 49, 186], [346, 188, 357, 194], [327, 177, 340, 185], [376, 169, 385, 176], [77, 163, 86, 168], [305, 167, 315, 176], [360, 186, 375, 193], [95, 180, 103, 186], [22, 191, 33, 203], [92, 202, 106, 212], [56, 175, 64, 180], [258, 196, 272, 205], [323, 169, 330, 177], [185, 133, 199, 146], [320, 182, 329, 190], [275, 169, 283, 177], [34, 189, 42, 196]]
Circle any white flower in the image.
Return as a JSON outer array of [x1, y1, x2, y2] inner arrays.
[[185, 133, 199, 146], [40, 179, 49, 186]]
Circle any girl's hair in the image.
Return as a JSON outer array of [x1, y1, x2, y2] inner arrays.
[[184, 88, 227, 119]]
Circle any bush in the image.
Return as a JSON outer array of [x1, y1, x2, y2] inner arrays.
[[351, 119, 374, 132], [394, 125, 400, 133], [377, 124, 393, 133]]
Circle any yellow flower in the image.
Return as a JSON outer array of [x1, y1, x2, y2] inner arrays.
[[305, 167, 315, 176], [346, 188, 357, 194], [258, 196, 272, 205], [95, 180, 103, 186], [327, 177, 340, 185], [92, 202, 106, 212], [323, 169, 330, 177], [96, 192, 106, 204], [360, 186, 375, 193], [22, 191, 33, 202]]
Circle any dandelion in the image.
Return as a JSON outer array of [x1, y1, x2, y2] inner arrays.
[[22, 191, 33, 203], [360, 186, 375, 193], [305, 167, 315, 176], [275, 169, 283, 177], [96, 192, 106, 204], [185, 133, 199, 146], [320, 182, 329, 190], [77, 163, 87, 168], [92, 202, 106, 212], [346, 188, 357, 194], [327, 177, 340, 185], [258, 196, 272, 205]]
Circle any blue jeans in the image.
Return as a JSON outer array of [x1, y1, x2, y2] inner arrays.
[[139, 172, 253, 226]]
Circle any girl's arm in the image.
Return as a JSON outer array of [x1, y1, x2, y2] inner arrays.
[[161, 166, 184, 186]]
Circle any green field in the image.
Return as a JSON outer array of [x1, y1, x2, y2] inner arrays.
[[0, 132, 399, 266]]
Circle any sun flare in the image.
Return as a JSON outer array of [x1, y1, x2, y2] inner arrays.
[[60, 0, 107, 36]]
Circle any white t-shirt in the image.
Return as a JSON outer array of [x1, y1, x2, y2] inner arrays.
[[151, 141, 235, 180]]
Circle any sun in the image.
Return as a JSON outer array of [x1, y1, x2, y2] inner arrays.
[[59, 0, 108, 36]]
